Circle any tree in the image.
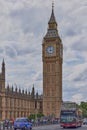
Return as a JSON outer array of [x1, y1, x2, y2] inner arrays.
[[28, 113, 44, 120], [79, 102, 87, 118]]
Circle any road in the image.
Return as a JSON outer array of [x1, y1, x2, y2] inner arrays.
[[3, 124, 87, 130], [32, 124, 87, 130]]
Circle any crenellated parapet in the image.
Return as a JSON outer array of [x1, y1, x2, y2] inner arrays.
[[5, 84, 43, 100]]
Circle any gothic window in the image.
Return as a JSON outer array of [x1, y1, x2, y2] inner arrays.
[[48, 77, 50, 84], [14, 98, 16, 107], [10, 98, 11, 107], [11, 98, 14, 108], [47, 64, 50, 72], [12, 99, 13, 107], [52, 102, 55, 109], [52, 64, 55, 72], [24, 100, 26, 108], [18, 100, 20, 107], [47, 102, 50, 109], [5, 98, 7, 107], [23, 100, 24, 107], [35, 101, 37, 109], [52, 88, 55, 96], [10, 99, 12, 108], [7, 98, 9, 107], [21, 100, 22, 107], [56, 64, 60, 72], [16, 99, 18, 107], [40, 102, 42, 109]]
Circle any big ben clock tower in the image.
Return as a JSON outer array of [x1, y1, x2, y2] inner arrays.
[[42, 3, 63, 118]]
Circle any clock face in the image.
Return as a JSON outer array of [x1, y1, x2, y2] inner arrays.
[[46, 46, 54, 54]]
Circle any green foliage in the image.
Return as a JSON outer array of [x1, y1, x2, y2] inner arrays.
[[79, 102, 87, 118], [28, 114, 35, 120], [28, 113, 44, 120]]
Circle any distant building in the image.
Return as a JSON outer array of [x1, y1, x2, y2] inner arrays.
[[61, 101, 78, 110]]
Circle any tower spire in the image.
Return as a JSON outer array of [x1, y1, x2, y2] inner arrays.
[[44, 1, 58, 38], [48, 1, 56, 24], [2, 58, 5, 73], [2, 58, 5, 66]]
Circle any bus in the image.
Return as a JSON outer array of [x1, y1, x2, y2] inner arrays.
[[60, 102, 82, 128]]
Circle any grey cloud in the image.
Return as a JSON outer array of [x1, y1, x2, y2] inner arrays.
[[0, 0, 86, 102], [9, 7, 46, 35], [35, 73, 42, 81], [74, 68, 87, 82], [65, 29, 76, 37], [17, 46, 40, 56], [17, 48, 34, 56], [0, 48, 3, 54], [63, 87, 78, 94], [71, 38, 87, 51], [5, 45, 17, 58], [36, 76, 42, 81]]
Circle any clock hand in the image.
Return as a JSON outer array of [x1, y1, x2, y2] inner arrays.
[[50, 48, 52, 51]]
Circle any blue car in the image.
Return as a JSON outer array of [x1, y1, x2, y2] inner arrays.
[[14, 117, 32, 130]]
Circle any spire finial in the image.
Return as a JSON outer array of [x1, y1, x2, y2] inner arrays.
[[2, 58, 5, 65], [52, 0, 54, 10]]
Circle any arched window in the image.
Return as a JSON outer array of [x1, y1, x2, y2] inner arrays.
[[52, 63, 55, 72], [47, 63, 50, 72]]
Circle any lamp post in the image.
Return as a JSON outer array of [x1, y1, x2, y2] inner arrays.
[[35, 109, 37, 120]]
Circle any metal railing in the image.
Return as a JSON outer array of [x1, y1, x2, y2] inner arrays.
[[0, 119, 59, 130], [0, 121, 13, 130]]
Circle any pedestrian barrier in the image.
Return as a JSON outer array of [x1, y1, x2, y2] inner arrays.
[[0, 119, 59, 130], [0, 121, 13, 130]]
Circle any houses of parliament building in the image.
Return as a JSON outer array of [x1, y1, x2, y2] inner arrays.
[[0, 3, 63, 120], [0, 59, 43, 120]]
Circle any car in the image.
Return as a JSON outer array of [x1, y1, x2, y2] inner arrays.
[[14, 117, 32, 130], [83, 118, 87, 125]]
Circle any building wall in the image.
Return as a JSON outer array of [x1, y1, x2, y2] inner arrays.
[[1, 89, 43, 120]]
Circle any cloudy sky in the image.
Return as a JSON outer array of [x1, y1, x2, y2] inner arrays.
[[0, 0, 87, 103]]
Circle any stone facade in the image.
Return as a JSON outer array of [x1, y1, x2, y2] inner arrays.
[[0, 60, 43, 120], [42, 5, 63, 118]]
